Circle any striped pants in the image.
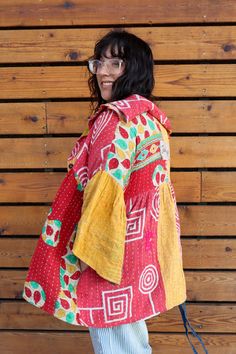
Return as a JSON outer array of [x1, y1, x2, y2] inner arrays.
[[89, 319, 152, 354]]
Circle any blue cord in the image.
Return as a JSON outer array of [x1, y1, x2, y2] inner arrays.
[[178, 302, 208, 353]]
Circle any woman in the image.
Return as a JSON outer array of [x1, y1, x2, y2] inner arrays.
[[23, 30, 208, 354]]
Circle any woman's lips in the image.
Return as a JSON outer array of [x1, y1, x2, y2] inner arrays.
[[101, 81, 113, 87]]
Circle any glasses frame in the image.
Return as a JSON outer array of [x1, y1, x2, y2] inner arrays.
[[88, 58, 125, 75]]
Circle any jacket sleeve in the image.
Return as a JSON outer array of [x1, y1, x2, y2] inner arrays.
[[71, 108, 136, 285]]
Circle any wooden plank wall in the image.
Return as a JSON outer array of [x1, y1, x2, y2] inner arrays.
[[0, 1, 236, 353]]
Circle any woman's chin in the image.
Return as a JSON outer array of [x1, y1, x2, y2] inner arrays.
[[101, 91, 112, 102]]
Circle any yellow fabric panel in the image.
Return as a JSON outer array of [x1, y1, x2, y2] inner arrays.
[[72, 170, 126, 285], [157, 182, 187, 309]]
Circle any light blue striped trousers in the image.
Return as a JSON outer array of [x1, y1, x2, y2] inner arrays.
[[89, 319, 152, 354]]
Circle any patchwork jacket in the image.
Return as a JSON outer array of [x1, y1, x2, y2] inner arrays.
[[23, 94, 187, 328]]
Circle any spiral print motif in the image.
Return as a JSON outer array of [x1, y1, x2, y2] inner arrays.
[[139, 265, 159, 294]]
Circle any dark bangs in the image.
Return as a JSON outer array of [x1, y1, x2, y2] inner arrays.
[[93, 34, 126, 61], [88, 30, 155, 112]]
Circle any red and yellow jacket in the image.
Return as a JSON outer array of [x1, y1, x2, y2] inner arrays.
[[23, 94, 187, 328]]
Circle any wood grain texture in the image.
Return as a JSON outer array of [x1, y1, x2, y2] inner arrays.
[[1, 205, 235, 236], [0, 0, 236, 26], [202, 172, 236, 202], [185, 271, 236, 302], [155, 64, 236, 97], [0, 65, 236, 99], [171, 136, 236, 168], [179, 205, 236, 236], [0, 103, 46, 134], [0, 238, 235, 269], [182, 240, 236, 269], [158, 100, 236, 133], [0, 172, 66, 203], [1, 26, 236, 63], [172, 172, 201, 202], [0, 66, 88, 99], [47, 101, 91, 134], [0, 206, 48, 236], [0, 137, 75, 168]]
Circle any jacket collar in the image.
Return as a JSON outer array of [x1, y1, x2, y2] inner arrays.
[[88, 94, 172, 135]]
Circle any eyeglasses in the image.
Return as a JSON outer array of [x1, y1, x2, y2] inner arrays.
[[88, 58, 125, 74]]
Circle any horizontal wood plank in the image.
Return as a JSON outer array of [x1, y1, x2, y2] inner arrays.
[[182, 240, 236, 269], [0, 206, 48, 236], [0, 172, 200, 203], [1, 100, 236, 135], [0, 138, 52, 169], [173, 172, 201, 203], [0, 66, 88, 99], [0, 238, 235, 269], [1, 137, 236, 168], [202, 172, 236, 202], [0, 65, 236, 99], [0, 172, 66, 203], [1, 270, 235, 302], [121, 332, 236, 354], [0, 302, 235, 333], [171, 136, 236, 168], [1, 26, 236, 63], [1, 331, 233, 354], [155, 64, 236, 97], [0, 0, 236, 26], [158, 100, 236, 134], [0, 103, 46, 134], [0, 331, 94, 354], [1, 205, 235, 236], [47, 101, 91, 134], [179, 205, 236, 236], [185, 271, 236, 302]]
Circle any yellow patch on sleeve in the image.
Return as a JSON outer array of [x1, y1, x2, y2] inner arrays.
[[72, 170, 126, 285]]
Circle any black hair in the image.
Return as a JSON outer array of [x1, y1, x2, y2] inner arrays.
[[88, 29, 155, 112]]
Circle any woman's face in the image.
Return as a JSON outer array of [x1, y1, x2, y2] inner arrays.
[[96, 47, 125, 102]]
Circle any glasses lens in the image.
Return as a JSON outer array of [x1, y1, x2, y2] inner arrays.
[[88, 60, 99, 74], [110, 59, 123, 71], [88, 58, 124, 74]]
